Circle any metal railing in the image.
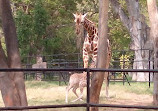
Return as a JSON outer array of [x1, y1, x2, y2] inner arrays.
[[22, 50, 154, 85], [0, 68, 158, 110]]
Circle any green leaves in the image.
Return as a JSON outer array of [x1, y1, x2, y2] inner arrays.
[[15, 10, 33, 54], [13, 0, 136, 61], [15, 0, 50, 56], [108, 16, 131, 50], [34, 0, 49, 37], [13, 0, 79, 58]]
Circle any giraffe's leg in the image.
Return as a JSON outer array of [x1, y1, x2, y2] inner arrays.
[[83, 53, 89, 68], [104, 72, 109, 98], [65, 85, 73, 103], [72, 81, 86, 102], [71, 86, 84, 102], [71, 86, 83, 102], [72, 86, 79, 98], [105, 49, 111, 99], [79, 86, 84, 101], [92, 54, 97, 67]]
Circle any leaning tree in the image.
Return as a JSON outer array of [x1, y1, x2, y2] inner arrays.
[[0, 0, 28, 108], [110, 0, 151, 81], [90, 0, 109, 111]]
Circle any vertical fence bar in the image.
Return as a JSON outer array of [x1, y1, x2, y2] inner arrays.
[[59, 73, 61, 86], [123, 51, 125, 85], [78, 53, 80, 68], [114, 72, 116, 84], [86, 68, 90, 111], [149, 50, 151, 88]]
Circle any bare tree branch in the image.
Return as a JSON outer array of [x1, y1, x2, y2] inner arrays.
[[110, 0, 130, 31]]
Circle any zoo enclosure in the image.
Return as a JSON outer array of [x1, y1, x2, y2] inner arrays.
[[0, 68, 158, 110], [22, 49, 154, 85]]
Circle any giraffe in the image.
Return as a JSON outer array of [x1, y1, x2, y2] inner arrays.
[[73, 13, 111, 68], [65, 72, 86, 103], [73, 13, 111, 98], [65, 62, 95, 103]]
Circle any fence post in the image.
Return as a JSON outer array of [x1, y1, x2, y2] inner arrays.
[[78, 53, 80, 68], [149, 50, 151, 88], [123, 50, 125, 85], [86, 68, 90, 111]]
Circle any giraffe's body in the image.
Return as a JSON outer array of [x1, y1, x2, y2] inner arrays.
[[74, 13, 111, 68], [65, 72, 86, 103], [72, 13, 111, 100], [82, 18, 99, 68], [65, 62, 95, 103]]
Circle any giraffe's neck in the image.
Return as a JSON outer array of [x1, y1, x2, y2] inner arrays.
[[83, 18, 98, 37], [82, 72, 87, 78]]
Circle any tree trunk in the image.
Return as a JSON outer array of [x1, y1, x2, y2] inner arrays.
[[90, 0, 109, 111], [126, 0, 145, 81], [0, 42, 20, 107], [147, 0, 158, 105], [0, 0, 28, 108], [110, 0, 151, 81]]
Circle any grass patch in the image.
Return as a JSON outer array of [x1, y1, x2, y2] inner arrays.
[[108, 82, 153, 95], [25, 81, 153, 105], [124, 82, 153, 95], [0, 81, 154, 111], [25, 81, 66, 89]]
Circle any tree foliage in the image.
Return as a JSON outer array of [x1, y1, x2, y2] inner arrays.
[[13, 0, 81, 59], [10, 0, 149, 64], [34, 0, 49, 37], [108, 9, 130, 50], [16, 10, 34, 56]]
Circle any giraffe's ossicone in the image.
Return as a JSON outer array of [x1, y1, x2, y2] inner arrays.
[[73, 13, 111, 68]]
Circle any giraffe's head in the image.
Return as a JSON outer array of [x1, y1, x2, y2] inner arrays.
[[73, 13, 87, 35]]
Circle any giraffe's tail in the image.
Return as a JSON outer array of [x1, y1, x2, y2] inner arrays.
[[68, 72, 75, 75]]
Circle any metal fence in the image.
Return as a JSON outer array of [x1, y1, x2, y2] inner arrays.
[[0, 68, 158, 110], [22, 50, 154, 86], [22, 53, 83, 85]]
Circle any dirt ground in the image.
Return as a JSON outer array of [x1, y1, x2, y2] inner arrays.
[[0, 81, 154, 111], [99, 94, 153, 111]]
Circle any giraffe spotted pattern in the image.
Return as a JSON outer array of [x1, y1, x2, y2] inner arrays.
[[73, 13, 111, 68]]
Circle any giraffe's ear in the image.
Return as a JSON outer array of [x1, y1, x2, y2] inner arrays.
[[81, 13, 87, 22], [83, 13, 88, 18], [73, 13, 76, 18]]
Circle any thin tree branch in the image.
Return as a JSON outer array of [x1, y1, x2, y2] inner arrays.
[[110, 0, 130, 31]]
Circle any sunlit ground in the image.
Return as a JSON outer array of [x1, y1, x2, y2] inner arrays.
[[0, 81, 154, 111]]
